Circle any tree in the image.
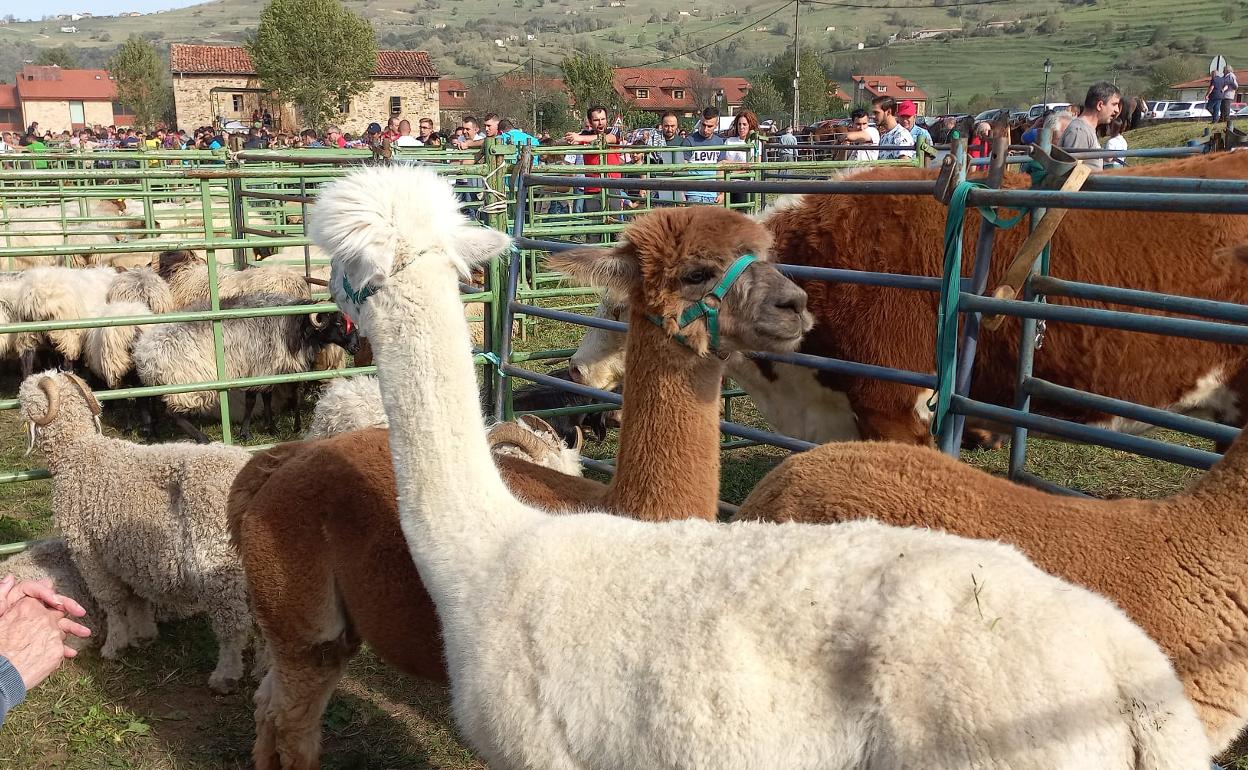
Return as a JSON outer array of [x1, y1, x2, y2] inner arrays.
[[107, 35, 173, 130], [764, 47, 831, 124], [36, 46, 79, 68], [248, 0, 377, 129], [741, 78, 786, 122], [1146, 55, 1201, 98], [560, 52, 616, 116], [687, 69, 720, 112]]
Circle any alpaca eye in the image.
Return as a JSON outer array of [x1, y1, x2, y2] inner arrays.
[[683, 269, 712, 285]]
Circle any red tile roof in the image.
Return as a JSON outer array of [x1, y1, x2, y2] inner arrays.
[[440, 78, 469, 105], [1171, 76, 1215, 89], [14, 66, 118, 101], [169, 44, 439, 79], [0, 84, 18, 110], [612, 67, 752, 111], [850, 74, 928, 102]]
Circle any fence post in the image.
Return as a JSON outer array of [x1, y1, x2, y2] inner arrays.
[[203, 177, 233, 443], [941, 134, 1009, 454], [482, 141, 511, 414], [229, 176, 247, 271], [1007, 127, 1054, 481]]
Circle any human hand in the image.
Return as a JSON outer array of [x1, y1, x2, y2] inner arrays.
[[562, 132, 581, 144], [0, 597, 75, 690], [0, 574, 88, 620]]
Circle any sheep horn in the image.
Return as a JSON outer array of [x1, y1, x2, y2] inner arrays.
[[64, 373, 103, 423], [23, 421, 36, 457], [31, 377, 60, 427], [487, 422, 554, 463], [518, 414, 558, 438]]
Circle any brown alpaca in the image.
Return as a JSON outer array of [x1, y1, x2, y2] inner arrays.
[[733, 424, 1248, 752], [228, 206, 811, 770], [755, 151, 1248, 446]]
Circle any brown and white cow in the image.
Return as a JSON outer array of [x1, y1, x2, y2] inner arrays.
[[569, 152, 1248, 447]]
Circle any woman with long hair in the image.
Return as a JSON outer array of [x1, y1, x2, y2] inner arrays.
[[721, 109, 758, 209]]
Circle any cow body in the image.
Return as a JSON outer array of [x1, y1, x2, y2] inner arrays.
[[759, 154, 1248, 445]]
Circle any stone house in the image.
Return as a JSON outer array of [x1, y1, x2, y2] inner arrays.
[[0, 65, 134, 133], [169, 43, 440, 132]]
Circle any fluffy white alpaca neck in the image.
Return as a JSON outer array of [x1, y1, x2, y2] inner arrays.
[[365, 261, 538, 592]]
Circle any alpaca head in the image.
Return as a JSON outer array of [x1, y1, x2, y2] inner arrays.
[[18, 370, 103, 456], [308, 166, 511, 324], [551, 207, 812, 358]]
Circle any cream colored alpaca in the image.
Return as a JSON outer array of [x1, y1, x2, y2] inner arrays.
[[309, 165, 1210, 770]]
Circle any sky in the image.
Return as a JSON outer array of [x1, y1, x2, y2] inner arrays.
[[0, 0, 205, 19]]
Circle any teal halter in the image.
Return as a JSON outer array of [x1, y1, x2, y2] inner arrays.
[[648, 253, 758, 352]]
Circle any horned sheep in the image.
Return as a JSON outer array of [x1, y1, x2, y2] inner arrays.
[[132, 293, 358, 442], [18, 371, 254, 693], [307, 165, 1210, 770]]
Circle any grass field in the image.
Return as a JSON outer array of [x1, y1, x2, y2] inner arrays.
[[1, 0, 1244, 110]]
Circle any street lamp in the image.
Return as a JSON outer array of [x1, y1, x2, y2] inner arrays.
[[1043, 58, 1053, 102]]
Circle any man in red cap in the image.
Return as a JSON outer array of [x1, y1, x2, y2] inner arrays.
[[897, 99, 931, 151]]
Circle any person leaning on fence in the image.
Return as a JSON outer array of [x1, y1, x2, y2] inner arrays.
[[872, 96, 915, 160], [681, 106, 726, 205], [968, 121, 992, 159], [841, 108, 880, 161], [563, 105, 625, 226], [897, 99, 931, 157], [722, 109, 758, 208], [0, 573, 91, 727], [646, 110, 686, 207], [1061, 81, 1121, 171]]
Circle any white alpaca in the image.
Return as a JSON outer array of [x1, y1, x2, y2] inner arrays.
[[309, 166, 1209, 770]]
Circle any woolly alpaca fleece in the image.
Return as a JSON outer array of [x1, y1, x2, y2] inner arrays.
[[735, 431, 1248, 752], [310, 165, 1210, 770], [19, 371, 254, 693]]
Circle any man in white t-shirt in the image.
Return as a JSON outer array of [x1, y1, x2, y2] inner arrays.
[[872, 96, 915, 160], [394, 119, 421, 147], [840, 108, 879, 161]]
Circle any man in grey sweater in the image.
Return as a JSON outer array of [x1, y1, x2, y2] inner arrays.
[[1060, 81, 1122, 171]]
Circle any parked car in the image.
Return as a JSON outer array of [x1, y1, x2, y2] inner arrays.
[[974, 107, 1013, 124], [1144, 101, 1171, 120], [1027, 102, 1072, 120], [1161, 102, 1212, 120], [1235, 105, 1248, 117]]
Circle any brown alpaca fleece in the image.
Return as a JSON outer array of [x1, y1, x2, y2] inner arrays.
[[230, 428, 602, 685], [764, 152, 1248, 444], [734, 428, 1248, 751]]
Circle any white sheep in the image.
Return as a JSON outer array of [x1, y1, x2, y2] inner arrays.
[[303, 374, 583, 475], [310, 165, 1211, 770], [83, 301, 154, 390], [154, 250, 311, 309], [132, 293, 359, 442], [14, 265, 115, 373], [18, 370, 254, 693], [105, 266, 176, 315]]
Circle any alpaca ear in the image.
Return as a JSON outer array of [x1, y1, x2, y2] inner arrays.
[[456, 225, 512, 269], [546, 245, 639, 295]]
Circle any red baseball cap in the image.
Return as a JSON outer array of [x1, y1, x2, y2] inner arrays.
[[897, 100, 918, 117]]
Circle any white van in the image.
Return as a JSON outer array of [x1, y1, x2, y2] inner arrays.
[[1027, 102, 1073, 120]]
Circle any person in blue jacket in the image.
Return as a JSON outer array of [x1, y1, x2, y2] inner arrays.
[[0, 573, 91, 726]]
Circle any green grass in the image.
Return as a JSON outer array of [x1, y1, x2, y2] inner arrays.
[[2, 0, 1245, 109], [0, 286, 1222, 766]]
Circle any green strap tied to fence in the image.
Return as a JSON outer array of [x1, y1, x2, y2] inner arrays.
[[929, 180, 983, 439]]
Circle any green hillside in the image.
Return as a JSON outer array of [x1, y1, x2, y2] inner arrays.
[[0, 0, 1242, 114]]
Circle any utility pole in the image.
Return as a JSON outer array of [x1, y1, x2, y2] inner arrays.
[[531, 57, 538, 131], [791, 0, 800, 129]]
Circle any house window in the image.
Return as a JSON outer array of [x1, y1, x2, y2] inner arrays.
[[232, 94, 244, 112], [673, 89, 685, 100], [338, 97, 351, 114], [904, 85, 914, 92], [69, 100, 85, 125], [877, 85, 887, 93], [0, 108, 20, 124], [390, 96, 402, 116], [636, 88, 649, 99]]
